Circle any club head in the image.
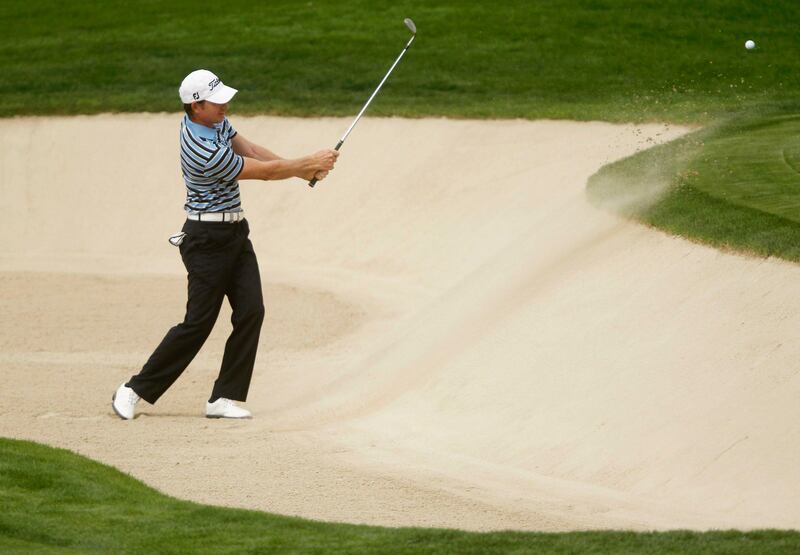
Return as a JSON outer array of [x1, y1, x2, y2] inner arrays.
[[404, 18, 417, 35]]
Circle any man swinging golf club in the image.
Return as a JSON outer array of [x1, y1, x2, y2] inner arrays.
[[112, 69, 338, 420]]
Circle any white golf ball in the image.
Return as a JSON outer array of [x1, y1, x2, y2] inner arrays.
[[745, 40, 756, 50]]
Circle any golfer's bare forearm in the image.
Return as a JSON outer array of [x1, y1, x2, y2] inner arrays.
[[250, 144, 282, 162], [232, 134, 282, 162], [237, 157, 314, 181]]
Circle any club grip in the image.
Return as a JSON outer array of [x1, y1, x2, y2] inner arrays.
[[308, 140, 344, 188]]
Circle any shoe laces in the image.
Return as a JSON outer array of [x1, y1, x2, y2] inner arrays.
[[127, 389, 140, 405]]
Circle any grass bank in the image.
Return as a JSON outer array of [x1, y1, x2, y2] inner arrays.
[[1, 438, 798, 554], [588, 109, 800, 261], [1, 1, 800, 122]]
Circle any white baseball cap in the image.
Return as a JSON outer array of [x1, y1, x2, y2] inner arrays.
[[179, 69, 238, 104]]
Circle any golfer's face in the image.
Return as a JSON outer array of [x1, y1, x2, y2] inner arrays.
[[196, 100, 228, 124]]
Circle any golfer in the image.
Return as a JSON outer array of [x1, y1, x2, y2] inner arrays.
[[112, 69, 338, 420]]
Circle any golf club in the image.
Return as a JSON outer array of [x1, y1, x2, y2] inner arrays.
[[309, 18, 417, 187]]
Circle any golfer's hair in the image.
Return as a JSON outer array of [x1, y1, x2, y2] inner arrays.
[[183, 100, 205, 116]]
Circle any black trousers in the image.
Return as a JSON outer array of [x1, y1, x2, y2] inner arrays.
[[127, 218, 265, 404]]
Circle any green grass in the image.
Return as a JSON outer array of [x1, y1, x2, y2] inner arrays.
[[587, 109, 800, 260], [1, 1, 800, 122], [1, 437, 798, 554]]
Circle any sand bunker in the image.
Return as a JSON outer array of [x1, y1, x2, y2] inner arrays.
[[1, 114, 798, 531]]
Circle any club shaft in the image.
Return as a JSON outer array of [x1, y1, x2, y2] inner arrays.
[[339, 34, 416, 145], [309, 32, 416, 188]]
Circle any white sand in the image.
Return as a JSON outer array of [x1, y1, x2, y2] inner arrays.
[[1, 114, 799, 531]]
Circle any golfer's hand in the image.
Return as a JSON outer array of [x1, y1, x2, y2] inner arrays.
[[312, 149, 339, 171], [300, 167, 333, 182]]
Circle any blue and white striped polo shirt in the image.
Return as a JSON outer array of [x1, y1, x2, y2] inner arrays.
[[179, 115, 245, 213]]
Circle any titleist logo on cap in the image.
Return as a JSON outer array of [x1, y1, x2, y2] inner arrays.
[[179, 70, 238, 104], [192, 78, 221, 100]]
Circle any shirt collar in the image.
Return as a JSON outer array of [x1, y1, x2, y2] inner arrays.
[[183, 115, 220, 141]]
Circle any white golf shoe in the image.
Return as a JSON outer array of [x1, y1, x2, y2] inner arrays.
[[112, 383, 140, 420], [206, 398, 251, 419]]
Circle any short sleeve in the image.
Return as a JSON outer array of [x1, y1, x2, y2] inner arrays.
[[223, 117, 237, 140], [204, 145, 244, 181]]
